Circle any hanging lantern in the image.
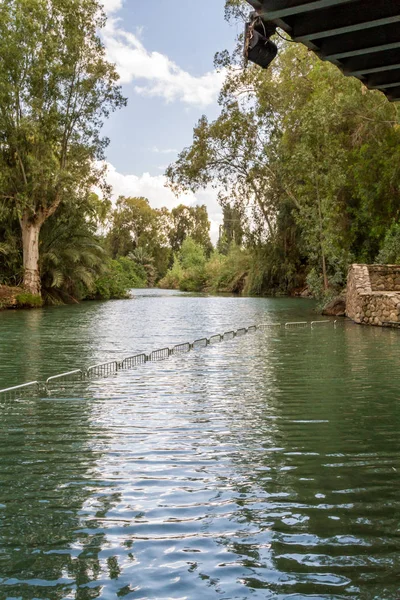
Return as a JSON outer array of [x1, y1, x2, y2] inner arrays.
[[244, 15, 277, 70]]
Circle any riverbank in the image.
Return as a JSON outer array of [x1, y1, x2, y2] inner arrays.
[[0, 285, 43, 310], [0, 281, 334, 315]]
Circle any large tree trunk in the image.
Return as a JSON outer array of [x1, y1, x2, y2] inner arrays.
[[20, 213, 42, 296]]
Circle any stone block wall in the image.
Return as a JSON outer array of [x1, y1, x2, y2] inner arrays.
[[346, 264, 400, 326], [368, 265, 400, 291]]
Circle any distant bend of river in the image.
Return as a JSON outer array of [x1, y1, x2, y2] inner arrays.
[[0, 289, 400, 599]]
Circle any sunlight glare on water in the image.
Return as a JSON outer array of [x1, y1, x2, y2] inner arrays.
[[0, 290, 400, 599]]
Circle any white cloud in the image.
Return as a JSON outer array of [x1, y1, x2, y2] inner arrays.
[[102, 0, 123, 15], [103, 19, 225, 107], [152, 146, 178, 155], [104, 162, 222, 242]]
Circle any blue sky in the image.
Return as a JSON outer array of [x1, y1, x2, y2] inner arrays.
[[101, 0, 240, 241]]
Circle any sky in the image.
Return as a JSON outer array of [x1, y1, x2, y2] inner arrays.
[[100, 0, 240, 242]]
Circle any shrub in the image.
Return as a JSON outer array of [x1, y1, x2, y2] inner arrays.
[[207, 245, 251, 294], [93, 257, 146, 300], [377, 223, 400, 264], [159, 238, 207, 291], [158, 256, 184, 289]]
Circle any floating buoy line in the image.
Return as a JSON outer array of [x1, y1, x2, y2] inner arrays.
[[0, 320, 337, 399]]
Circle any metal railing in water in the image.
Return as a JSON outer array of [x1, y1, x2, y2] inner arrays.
[[0, 319, 337, 398]]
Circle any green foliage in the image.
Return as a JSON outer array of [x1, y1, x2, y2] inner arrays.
[[377, 223, 400, 264], [206, 245, 250, 294], [93, 257, 146, 300], [158, 256, 185, 290], [179, 237, 206, 270], [128, 247, 157, 287], [166, 23, 400, 298], [159, 238, 207, 292], [106, 197, 212, 283], [0, 0, 126, 293], [15, 293, 43, 308], [217, 203, 244, 254], [39, 195, 111, 304], [169, 205, 213, 255], [2, 0, 400, 306]]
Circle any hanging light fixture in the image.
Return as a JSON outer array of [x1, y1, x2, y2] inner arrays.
[[244, 13, 277, 70]]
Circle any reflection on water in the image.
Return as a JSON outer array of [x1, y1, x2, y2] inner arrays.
[[0, 291, 400, 598]]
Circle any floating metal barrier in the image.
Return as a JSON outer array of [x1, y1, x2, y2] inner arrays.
[[86, 361, 119, 378], [223, 331, 235, 340], [122, 353, 147, 369], [236, 328, 247, 337], [311, 320, 331, 328], [173, 342, 191, 354], [151, 347, 171, 361], [259, 323, 281, 330], [0, 319, 340, 398], [285, 321, 308, 329], [192, 338, 208, 349], [0, 381, 41, 398], [46, 370, 84, 385]]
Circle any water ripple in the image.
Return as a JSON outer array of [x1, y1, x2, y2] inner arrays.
[[0, 293, 400, 598]]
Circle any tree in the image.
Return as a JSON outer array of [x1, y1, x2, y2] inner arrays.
[[129, 247, 157, 287], [166, 108, 280, 243], [40, 195, 107, 303], [169, 204, 213, 255], [217, 203, 244, 254], [0, 0, 126, 296], [167, 7, 400, 295], [107, 197, 172, 281], [107, 197, 161, 258]]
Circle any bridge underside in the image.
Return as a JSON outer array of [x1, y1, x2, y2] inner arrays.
[[247, 0, 400, 101]]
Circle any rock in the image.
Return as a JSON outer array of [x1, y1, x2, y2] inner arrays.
[[321, 296, 346, 317]]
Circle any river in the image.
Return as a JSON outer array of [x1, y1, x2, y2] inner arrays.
[[0, 290, 399, 599]]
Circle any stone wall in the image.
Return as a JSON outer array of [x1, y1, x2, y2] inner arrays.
[[368, 265, 400, 291], [346, 264, 400, 326]]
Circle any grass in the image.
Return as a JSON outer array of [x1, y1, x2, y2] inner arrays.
[[15, 292, 43, 308]]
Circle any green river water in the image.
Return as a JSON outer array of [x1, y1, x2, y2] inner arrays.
[[0, 290, 399, 599]]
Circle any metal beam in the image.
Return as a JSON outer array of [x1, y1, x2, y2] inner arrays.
[[258, 0, 356, 20], [291, 0, 400, 42], [321, 21, 400, 60], [350, 63, 400, 76], [372, 81, 400, 89], [326, 42, 400, 61], [296, 16, 400, 42], [367, 68, 400, 88], [245, 0, 400, 102], [342, 49, 400, 76]]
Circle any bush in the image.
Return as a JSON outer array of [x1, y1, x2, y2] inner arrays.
[[204, 252, 227, 293], [179, 266, 207, 292], [204, 245, 250, 294], [15, 292, 43, 308], [377, 223, 400, 264], [93, 257, 146, 300], [158, 256, 184, 289], [159, 238, 206, 292]]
